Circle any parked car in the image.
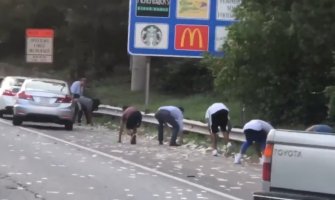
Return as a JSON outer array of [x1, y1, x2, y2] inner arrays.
[[12, 78, 75, 130], [0, 76, 27, 117]]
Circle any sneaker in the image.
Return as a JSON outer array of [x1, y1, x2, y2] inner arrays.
[[234, 153, 242, 164], [159, 141, 163, 145], [169, 143, 180, 147], [212, 149, 218, 156]]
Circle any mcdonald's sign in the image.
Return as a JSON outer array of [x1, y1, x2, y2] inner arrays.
[[175, 25, 209, 51]]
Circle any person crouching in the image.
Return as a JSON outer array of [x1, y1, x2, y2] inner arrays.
[[77, 97, 100, 125], [118, 106, 142, 144]]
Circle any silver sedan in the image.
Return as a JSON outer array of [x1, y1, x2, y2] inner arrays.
[[12, 78, 75, 130]]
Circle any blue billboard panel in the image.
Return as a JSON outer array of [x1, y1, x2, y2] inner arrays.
[[128, 0, 241, 58]]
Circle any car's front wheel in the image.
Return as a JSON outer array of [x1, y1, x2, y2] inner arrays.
[[64, 121, 73, 131], [12, 116, 22, 126]]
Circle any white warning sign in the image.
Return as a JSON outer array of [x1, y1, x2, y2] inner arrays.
[[217, 0, 242, 21], [26, 29, 54, 63]]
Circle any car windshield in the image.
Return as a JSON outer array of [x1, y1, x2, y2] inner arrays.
[[25, 80, 68, 95]]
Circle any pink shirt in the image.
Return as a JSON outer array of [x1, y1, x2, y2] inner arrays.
[[122, 107, 138, 121]]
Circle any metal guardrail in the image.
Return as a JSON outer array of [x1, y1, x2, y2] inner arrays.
[[94, 105, 245, 142]]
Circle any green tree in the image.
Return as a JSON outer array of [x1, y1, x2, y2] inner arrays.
[[204, 0, 335, 125]]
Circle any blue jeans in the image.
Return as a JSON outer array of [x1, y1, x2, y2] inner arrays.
[[241, 129, 267, 154]]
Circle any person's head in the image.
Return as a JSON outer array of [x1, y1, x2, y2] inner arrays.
[[178, 106, 184, 113], [122, 105, 129, 111]]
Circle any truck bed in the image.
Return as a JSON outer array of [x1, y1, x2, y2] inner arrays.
[[255, 129, 335, 199]]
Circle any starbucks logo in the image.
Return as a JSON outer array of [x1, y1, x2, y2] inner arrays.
[[141, 25, 162, 47]]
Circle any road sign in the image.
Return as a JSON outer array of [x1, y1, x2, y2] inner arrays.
[[128, 0, 241, 58], [26, 29, 54, 63]]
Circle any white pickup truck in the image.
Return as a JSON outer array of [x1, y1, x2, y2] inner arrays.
[[253, 129, 335, 200]]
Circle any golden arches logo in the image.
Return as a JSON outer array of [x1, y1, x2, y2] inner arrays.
[[180, 28, 203, 48]]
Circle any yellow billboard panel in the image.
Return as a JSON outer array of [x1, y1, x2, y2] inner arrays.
[[176, 0, 210, 19]]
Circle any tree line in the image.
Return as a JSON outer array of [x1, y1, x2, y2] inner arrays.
[[204, 0, 335, 126]]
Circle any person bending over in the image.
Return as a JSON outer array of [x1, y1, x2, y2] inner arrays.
[[118, 106, 142, 144], [205, 102, 232, 156], [154, 106, 184, 146], [234, 119, 274, 164]]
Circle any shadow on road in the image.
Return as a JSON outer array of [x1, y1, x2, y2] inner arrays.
[[22, 124, 65, 131]]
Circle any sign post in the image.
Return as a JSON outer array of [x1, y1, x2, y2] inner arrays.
[[26, 29, 54, 63], [145, 57, 150, 108]]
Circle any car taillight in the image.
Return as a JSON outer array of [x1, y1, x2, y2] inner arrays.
[[18, 91, 33, 100], [263, 143, 273, 181], [56, 95, 72, 103], [3, 89, 15, 96]]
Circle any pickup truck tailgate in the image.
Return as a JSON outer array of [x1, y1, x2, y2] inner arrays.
[[270, 130, 335, 195]]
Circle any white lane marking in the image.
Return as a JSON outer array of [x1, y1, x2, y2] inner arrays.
[[0, 120, 243, 200]]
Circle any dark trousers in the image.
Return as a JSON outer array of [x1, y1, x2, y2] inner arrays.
[[155, 109, 180, 144], [73, 98, 80, 123], [74, 100, 91, 124], [241, 129, 267, 154]]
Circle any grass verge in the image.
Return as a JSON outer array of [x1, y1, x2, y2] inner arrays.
[[87, 67, 249, 128]]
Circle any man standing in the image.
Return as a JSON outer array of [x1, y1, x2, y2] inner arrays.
[[118, 106, 142, 144], [70, 77, 86, 124], [205, 103, 231, 156], [234, 119, 274, 164], [154, 106, 184, 146]]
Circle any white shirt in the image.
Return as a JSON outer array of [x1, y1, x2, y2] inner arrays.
[[70, 81, 83, 96], [205, 103, 229, 125], [243, 119, 273, 133], [158, 106, 184, 132]]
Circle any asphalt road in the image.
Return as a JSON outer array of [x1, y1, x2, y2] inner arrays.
[[0, 118, 262, 200]]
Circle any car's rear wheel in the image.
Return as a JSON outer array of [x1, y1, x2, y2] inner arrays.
[[64, 121, 73, 131], [12, 116, 22, 126]]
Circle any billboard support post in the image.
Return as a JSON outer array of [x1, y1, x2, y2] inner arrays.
[[131, 55, 147, 91], [145, 57, 151, 108]]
